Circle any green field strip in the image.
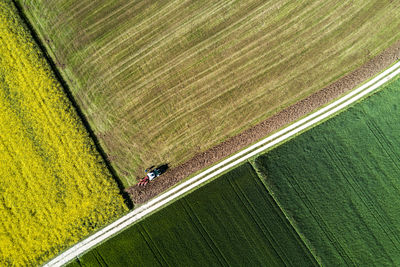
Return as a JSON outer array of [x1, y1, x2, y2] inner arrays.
[[93, 250, 108, 267], [70, 162, 316, 266], [181, 199, 229, 266], [91, 252, 106, 267], [323, 141, 398, 261], [140, 225, 168, 266], [136, 228, 163, 267], [253, 76, 400, 265], [81, 225, 161, 266], [327, 103, 400, 248], [142, 203, 223, 266], [191, 165, 288, 266], [274, 159, 352, 265], [284, 156, 356, 266], [324, 141, 400, 251], [190, 163, 316, 266], [69, 253, 100, 267], [365, 117, 400, 172], [256, 156, 357, 265], [172, 200, 223, 266], [246, 164, 320, 266], [180, 171, 276, 266], [227, 173, 290, 266], [225, 177, 285, 266]]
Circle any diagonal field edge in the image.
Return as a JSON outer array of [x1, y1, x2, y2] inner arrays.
[[44, 61, 400, 266]]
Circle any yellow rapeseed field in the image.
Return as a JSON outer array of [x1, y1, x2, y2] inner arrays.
[[0, 1, 128, 265]]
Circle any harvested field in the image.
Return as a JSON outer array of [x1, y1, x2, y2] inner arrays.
[[0, 1, 127, 265], [128, 41, 400, 204], [20, 0, 400, 186], [254, 75, 400, 265], [69, 163, 317, 266]]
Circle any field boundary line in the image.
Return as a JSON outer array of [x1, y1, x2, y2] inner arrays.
[[248, 163, 320, 266], [45, 61, 400, 266]]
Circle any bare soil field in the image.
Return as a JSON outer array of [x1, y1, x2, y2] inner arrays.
[[20, 0, 400, 187], [128, 40, 400, 204]]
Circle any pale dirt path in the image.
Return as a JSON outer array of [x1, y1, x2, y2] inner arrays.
[[45, 54, 400, 267]]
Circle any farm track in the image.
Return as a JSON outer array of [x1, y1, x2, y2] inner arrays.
[[128, 41, 400, 203], [45, 57, 400, 266]]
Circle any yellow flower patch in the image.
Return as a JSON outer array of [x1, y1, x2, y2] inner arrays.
[[0, 1, 127, 265]]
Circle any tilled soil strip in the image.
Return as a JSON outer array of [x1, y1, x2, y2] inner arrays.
[[127, 40, 400, 204]]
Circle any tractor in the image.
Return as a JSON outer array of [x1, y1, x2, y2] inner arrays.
[[138, 164, 168, 186]]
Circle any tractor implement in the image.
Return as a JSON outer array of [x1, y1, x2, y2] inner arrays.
[[137, 165, 168, 186]]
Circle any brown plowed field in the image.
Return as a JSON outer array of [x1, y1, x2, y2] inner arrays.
[[127, 40, 400, 204]]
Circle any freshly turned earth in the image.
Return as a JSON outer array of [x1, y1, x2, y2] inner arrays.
[[126, 40, 400, 204]]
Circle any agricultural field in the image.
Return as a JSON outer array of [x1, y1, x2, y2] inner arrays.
[[0, 1, 127, 265], [19, 0, 400, 186], [67, 75, 400, 266], [254, 75, 400, 265], [69, 163, 317, 266]]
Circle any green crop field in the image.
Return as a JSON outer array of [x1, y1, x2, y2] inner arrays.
[[254, 75, 400, 265], [69, 163, 317, 266], [19, 0, 400, 186]]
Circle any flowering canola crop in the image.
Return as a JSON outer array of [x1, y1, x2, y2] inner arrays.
[[0, 1, 128, 265]]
